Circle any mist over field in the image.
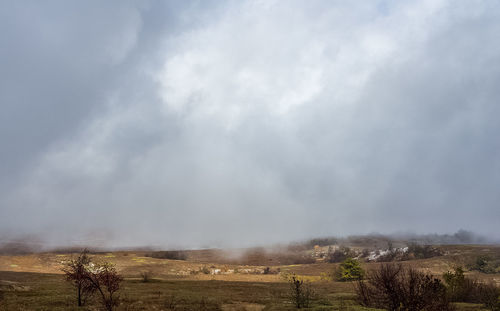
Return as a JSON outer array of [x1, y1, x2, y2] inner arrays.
[[1, 0, 500, 249]]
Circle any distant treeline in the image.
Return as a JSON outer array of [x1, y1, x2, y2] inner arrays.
[[301, 229, 490, 249]]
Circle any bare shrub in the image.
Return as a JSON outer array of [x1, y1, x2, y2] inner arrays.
[[61, 249, 95, 306], [288, 274, 314, 308], [356, 263, 454, 311]]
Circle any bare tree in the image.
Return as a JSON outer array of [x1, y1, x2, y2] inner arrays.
[[62, 249, 123, 310], [85, 262, 123, 311], [62, 249, 95, 306]]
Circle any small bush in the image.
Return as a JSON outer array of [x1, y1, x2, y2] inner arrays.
[[287, 274, 314, 308], [140, 270, 152, 283], [336, 258, 364, 282]]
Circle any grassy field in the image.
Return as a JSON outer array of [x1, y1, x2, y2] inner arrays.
[[0, 271, 384, 311], [0, 244, 498, 310]]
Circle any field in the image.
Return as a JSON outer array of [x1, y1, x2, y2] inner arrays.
[[0, 244, 499, 310]]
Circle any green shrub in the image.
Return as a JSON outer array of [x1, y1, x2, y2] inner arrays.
[[336, 258, 364, 281]]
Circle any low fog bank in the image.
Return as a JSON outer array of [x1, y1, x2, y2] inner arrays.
[[0, 229, 497, 255]]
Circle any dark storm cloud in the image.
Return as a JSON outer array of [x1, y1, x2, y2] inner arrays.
[[1, 0, 499, 248]]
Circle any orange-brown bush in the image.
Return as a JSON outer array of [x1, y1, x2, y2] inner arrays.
[[61, 249, 95, 306], [62, 249, 123, 311], [86, 262, 123, 311]]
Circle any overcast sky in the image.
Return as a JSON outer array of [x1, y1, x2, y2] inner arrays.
[[1, 0, 499, 248]]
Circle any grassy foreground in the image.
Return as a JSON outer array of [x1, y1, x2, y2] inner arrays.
[[0, 270, 489, 311], [0, 270, 383, 311]]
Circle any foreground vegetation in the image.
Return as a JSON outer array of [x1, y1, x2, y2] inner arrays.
[[1, 268, 498, 310], [0, 270, 382, 310], [1, 238, 499, 310]]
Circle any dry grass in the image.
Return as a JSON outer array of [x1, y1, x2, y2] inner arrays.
[[0, 244, 499, 310]]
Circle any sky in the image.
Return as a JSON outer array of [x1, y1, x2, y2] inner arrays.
[[1, 0, 499, 249]]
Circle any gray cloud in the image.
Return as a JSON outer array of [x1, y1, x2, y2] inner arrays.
[[1, 0, 499, 248]]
